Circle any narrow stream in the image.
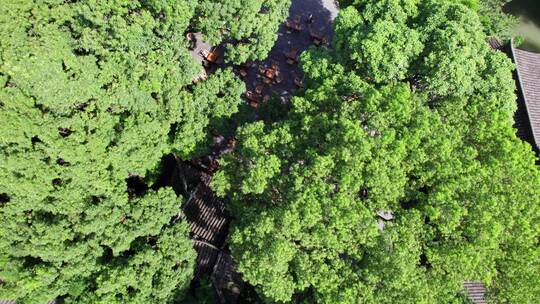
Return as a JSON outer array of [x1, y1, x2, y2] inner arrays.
[[505, 0, 540, 52]]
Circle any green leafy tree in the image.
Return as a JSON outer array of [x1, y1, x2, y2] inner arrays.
[[183, 276, 216, 304], [194, 0, 291, 63], [333, 4, 423, 83], [477, 0, 518, 40], [0, 0, 254, 302], [334, 0, 495, 97], [214, 0, 540, 303], [337, 0, 516, 40]]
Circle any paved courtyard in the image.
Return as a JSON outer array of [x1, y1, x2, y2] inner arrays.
[[240, 0, 339, 105]]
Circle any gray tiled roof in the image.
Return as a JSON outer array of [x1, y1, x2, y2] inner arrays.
[[0, 301, 57, 304], [192, 240, 220, 276], [464, 281, 487, 304], [212, 252, 244, 304], [511, 44, 540, 150], [179, 168, 229, 277], [182, 176, 228, 247]]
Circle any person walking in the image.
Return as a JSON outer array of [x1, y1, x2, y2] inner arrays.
[[306, 13, 313, 25]]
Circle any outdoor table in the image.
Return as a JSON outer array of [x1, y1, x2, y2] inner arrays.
[[275, 73, 284, 84], [255, 85, 264, 94], [199, 49, 209, 58], [238, 68, 248, 78], [285, 19, 303, 32], [245, 91, 261, 103], [186, 32, 196, 50], [264, 68, 275, 79], [227, 137, 237, 147], [258, 65, 266, 75], [294, 77, 304, 88], [310, 30, 328, 46], [249, 100, 259, 109], [285, 48, 299, 65], [206, 50, 219, 63]]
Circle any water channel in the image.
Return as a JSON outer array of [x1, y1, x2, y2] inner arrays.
[[505, 0, 540, 52]]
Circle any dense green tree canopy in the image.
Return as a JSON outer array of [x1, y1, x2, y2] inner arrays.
[[214, 0, 540, 303], [477, 0, 518, 40], [0, 0, 289, 302], [194, 0, 291, 63], [334, 0, 500, 97], [338, 0, 517, 40]]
